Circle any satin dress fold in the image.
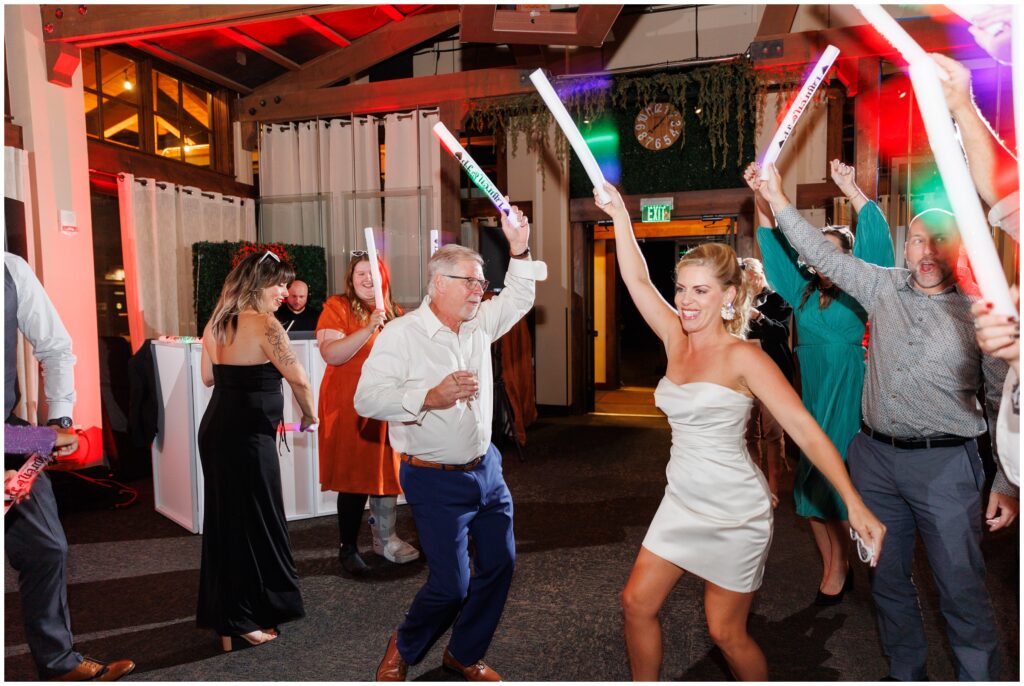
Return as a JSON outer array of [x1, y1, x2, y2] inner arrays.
[[642, 380, 773, 593]]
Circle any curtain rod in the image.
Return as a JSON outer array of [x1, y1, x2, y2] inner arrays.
[[91, 168, 241, 204], [133, 178, 238, 203]]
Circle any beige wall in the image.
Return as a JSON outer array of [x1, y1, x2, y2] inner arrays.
[[605, 4, 762, 69], [506, 127, 572, 407], [5, 4, 102, 430]]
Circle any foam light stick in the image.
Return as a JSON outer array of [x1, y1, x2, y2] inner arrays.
[[759, 45, 840, 180], [854, 4, 1015, 316], [363, 226, 386, 312], [432, 122, 520, 229], [529, 69, 611, 203], [278, 422, 317, 433], [4, 452, 54, 515]]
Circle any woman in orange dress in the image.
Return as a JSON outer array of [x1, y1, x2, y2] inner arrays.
[[316, 254, 420, 575]]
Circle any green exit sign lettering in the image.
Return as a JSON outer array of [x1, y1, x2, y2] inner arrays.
[[640, 197, 674, 223], [641, 204, 672, 222]]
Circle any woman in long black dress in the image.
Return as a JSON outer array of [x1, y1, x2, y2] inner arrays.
[[197, 250, 319, 651]]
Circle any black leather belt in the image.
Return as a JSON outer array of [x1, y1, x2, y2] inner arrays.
[[860, 423, 972, 450]]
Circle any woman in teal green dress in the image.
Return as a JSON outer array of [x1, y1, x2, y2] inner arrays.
[[745, 160, 894, 604]]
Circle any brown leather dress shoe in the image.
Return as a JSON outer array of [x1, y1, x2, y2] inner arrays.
[[376, 632, 407, 681], [442, 647, 502, 681], [52, 657, 136, 681]]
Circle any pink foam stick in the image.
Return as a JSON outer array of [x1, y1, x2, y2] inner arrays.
[[4, 452, 54, 515], [277, 422, 316, 433]]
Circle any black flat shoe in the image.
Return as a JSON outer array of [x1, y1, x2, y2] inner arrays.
[[814, 566, 853, 606], [339, 544, 370, 576]]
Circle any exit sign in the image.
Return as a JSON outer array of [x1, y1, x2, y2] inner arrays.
[[640, 197, 673, 223]]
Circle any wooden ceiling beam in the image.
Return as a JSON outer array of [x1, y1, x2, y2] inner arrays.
[[754, 5, 799, 38], [377, 5, 405, 23], [460, 5, 622, 47], [214, 27, 300, 71], [294, 14, 350, 48], [42, 4, 362, 47], [750, 16, 980, 70], [126, 40, 253, 94], [244, 8, 459, 98], [238, 68, 533, 123]]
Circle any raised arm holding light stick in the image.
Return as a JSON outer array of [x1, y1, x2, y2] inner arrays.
[[529, 68, 611, 203], [432, 122, 520, 228], [854, 3, 1015, 316], [759, 45, 840, 180]]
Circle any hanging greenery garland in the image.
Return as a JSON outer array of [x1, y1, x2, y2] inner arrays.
[[466, 57, 829, 174]]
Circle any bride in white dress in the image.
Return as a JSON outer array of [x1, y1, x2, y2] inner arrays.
[[593, 183, 886, 681]]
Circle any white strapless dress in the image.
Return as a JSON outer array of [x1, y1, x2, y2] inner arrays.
[[642, 379, 774, 593]]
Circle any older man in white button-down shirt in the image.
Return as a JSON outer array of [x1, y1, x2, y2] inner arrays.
[[356, 206, 546, 682]]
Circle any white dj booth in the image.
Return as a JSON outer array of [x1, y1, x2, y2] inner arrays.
[[151, 338, 339, 533]]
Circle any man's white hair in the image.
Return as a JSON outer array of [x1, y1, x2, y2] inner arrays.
[[427, 244, 484, 298]]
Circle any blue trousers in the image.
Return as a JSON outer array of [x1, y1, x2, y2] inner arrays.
[[847, 433, 1000, 681], [4, 458, 82, 678], [395, 444, 515, 666]]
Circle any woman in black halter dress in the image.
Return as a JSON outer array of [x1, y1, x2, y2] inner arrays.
[[196, 250, 319, 651]]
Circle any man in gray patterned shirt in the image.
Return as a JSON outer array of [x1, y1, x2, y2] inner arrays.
[[756, 163, 1018, 681]]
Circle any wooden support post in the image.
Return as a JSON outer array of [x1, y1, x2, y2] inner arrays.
[[854, 57, 881, 200]]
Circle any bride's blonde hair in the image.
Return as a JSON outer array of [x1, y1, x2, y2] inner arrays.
[[676, 242, 754, 338]]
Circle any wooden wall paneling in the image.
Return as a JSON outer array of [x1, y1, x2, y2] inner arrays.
[[212, 89, 234, 176]]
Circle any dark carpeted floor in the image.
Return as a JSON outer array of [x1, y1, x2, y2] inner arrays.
[[4, 415, 1019, 681]]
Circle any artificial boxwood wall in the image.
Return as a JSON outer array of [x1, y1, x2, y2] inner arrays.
[[568, 99, 756, 199], [192, 241, 327, 334]]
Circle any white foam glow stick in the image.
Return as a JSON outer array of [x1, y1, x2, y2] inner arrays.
[[759, 45, 840, 180], [363, 226, 386, 312], [529, 69, 611, 203], [855, 4, 1015, 316], [432, 122, 520, 229], [429, 229, 440, 256]]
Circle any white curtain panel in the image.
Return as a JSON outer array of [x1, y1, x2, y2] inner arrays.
[[260, 116, 382, 292], [118, 173, 255, 350], [383, 111, 423, 304], [419, 110, 443, 240]]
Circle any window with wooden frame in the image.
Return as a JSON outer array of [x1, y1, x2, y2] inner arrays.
[[83, 48, 141, 149], [83, 47, 216, 170]]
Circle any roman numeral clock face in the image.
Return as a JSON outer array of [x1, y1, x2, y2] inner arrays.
[[634, 102, 682, 151]]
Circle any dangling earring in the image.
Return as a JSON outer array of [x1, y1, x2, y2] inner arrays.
[[721, 302, 736, 321]]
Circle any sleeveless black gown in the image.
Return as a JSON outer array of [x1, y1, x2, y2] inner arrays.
[[196, 363, 305, 635]]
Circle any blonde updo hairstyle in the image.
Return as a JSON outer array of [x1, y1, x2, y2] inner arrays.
[[675, 242, 754, 338]]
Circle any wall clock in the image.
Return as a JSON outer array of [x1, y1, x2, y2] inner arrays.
[[634, 102, 683, 151]]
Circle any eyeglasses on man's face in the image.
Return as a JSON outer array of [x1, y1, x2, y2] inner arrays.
[[443, 274, 489, 292]]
